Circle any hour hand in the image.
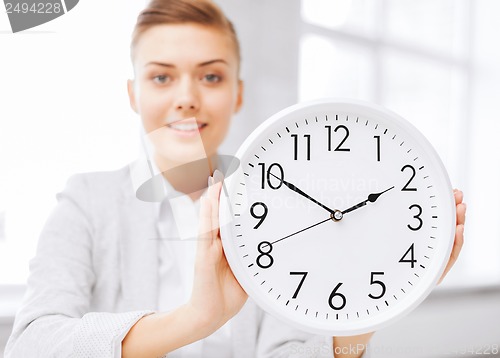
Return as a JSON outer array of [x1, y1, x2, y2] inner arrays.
[[269, 173, 336, 214], [341, 186, 395, 215]]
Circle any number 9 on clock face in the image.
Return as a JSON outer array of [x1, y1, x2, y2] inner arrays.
[[220, 99, 455, 336]]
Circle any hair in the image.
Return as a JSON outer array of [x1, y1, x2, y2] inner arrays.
[[131, 0, 241, 70]]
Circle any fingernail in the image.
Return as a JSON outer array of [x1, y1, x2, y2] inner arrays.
[[207, 175, 214, 187], [213, 169, 225, 184]]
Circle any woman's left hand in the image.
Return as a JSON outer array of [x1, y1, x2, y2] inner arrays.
[[438, 189, 466, 284]]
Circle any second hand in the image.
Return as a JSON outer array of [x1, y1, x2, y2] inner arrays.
[[269, 216, 333, 246]]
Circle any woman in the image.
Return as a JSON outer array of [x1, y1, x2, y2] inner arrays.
[[5, 0, 466, 357]]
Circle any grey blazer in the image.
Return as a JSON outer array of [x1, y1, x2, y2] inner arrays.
[[4, 164, 336, 358]]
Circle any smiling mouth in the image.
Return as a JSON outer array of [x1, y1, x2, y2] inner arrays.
[[166, 118, 207, 132]]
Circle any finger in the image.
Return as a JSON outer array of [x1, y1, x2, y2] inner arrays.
[[210, 181, 223, 239], [456, 202, 466, 226], [213, 169, 224, 203], [198, 195, 213, 248], [213, 169, 224, 186], [451, 224, 465, 266], [454, 189, 463, 205], [438, 224, 465, 284]]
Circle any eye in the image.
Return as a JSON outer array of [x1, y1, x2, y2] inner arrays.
[[153, 74, 170, 84], [203, 73, 222, 83]]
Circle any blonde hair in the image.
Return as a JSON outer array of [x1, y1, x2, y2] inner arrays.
[[131, 0, 241, 69]]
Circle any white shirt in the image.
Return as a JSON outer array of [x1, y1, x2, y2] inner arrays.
[[156, 176, 232, 358]]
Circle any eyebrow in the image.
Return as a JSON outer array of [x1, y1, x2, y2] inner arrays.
[[145, 59, 229, 68]]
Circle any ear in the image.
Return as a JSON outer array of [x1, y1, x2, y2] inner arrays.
[[127, 79, 138, 114], [234, 80, 244, 114]]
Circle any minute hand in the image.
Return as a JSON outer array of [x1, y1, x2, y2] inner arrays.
[[341, 186, 395, 215], [269, 173, 336, 214]]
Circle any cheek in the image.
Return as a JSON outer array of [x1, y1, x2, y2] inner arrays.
[[205, 87, 238, 118], [201, 90, 235, 150], [138, 91, 171, 132], [207, 100, 234, 140]]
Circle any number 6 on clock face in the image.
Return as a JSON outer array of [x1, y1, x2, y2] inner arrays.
[[220, 99, 455, 336]]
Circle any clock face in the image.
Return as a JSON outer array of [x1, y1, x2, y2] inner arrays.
[[220, 100, 455, 336]]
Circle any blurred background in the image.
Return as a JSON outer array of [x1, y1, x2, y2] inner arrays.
[[0, 0, 499, 356]]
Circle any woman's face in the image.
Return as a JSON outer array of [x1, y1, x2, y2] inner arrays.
[[128, 23, 243, 166]]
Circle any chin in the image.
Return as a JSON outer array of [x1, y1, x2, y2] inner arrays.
[[158, 143, 213, 167]]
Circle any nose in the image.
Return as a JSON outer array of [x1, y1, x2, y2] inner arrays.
[[174, 76, 199, 114]]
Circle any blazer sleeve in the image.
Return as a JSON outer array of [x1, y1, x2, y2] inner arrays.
[[4, 175, 154, 358], [256, 312, 371, 358]]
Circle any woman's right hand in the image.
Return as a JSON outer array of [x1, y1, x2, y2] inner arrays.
[[187, 174, 248, 337]]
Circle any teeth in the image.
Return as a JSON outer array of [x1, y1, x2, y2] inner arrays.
[[168, 123, 204, 131]]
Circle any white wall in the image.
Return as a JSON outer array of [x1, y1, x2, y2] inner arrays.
[[215, 0, 301, 155]]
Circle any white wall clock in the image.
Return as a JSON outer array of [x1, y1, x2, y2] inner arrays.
[[220, 99, 455, 336]]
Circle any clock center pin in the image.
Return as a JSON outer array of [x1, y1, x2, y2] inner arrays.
[[331, 210, 343, 222]]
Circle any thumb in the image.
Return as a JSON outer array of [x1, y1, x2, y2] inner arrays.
[[198, 177, 215, 249], [211, 181, 223, 239]]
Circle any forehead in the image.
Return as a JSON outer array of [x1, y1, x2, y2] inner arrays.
[[134, 23, 237, 68]]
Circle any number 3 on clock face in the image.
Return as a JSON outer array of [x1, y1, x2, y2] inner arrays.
[[220, 99, 455, 336]]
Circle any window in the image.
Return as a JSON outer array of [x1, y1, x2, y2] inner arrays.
[[299, 0, 500, 288], [0, 0, 146, 285]]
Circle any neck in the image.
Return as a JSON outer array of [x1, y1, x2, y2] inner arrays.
[[154, 152, 218, 201]]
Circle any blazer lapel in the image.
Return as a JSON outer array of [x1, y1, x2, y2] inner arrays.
[[118, 167, 160, 311]]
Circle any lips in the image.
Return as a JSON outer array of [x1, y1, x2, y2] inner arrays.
[[167, 122, 207, 132], [165, 117, 207, 134]]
